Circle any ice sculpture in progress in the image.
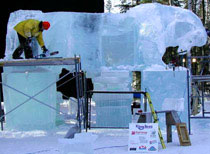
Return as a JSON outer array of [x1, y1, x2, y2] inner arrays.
[[2, 3, 207, 130], [5, 3, 207, 73]]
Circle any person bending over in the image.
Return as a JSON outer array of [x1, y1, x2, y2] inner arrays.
[[12, 19, 50, 59]]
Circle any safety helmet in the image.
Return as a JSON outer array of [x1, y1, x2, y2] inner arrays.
[[42, 21, 50, 30]]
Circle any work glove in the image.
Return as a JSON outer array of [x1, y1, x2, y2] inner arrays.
[[42, 45, 48, 52], [41, 46, 50, 57]]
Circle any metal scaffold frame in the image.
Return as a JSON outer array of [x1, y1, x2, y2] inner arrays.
[[0, 56, 84, 131], [188, 55, 210, 134], [85, 90, 166, 149]]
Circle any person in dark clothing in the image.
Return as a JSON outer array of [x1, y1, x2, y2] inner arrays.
[[12, 19, 50, 59]]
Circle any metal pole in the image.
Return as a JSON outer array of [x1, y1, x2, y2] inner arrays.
[[187, 49, 192, 134], [0, 75, 3, 130], [89, 96, 92, 130], [78, 56, 84, 130], [78, 57, 85, 130], [187, 70, 191, 134], [144, 94, 147, 112], [202, 82, 205, 117], [83, 72, 88, 132], [85, 93, 88, 132], [75, 55, 81, 132]]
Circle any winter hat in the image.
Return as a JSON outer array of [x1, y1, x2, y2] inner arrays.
[[42, 21, 50, 30]]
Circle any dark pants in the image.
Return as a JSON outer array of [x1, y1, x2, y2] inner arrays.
[[12, 33, 33, 59]]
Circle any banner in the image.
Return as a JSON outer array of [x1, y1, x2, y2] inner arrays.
[[128, 123, 158, 152]]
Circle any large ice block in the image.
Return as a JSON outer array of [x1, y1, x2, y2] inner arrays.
[[93, 69, 131, 91], [141, 70, 189, 130], [93, 93, 132, 127], [5, 3, 207, 75], [2, 67, 57, 130]]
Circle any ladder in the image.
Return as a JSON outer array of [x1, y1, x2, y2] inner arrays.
[[145, 92, 166, 149]]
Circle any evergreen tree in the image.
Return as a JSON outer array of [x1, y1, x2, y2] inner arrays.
[[119, 0, 131, 13], [106, 0, 112, 13]]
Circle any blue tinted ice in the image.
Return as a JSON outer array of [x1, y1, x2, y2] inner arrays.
[[2, 67, 57, 130], [5, 3, 207, 74], [2, 3, 207, 130], [141, 70, 189, 129]]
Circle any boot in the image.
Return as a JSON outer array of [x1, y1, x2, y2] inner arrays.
[[12, 46, 24, 59]]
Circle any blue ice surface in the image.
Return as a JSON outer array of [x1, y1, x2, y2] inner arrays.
[[2, 67, 57, 130], [93, 93, 132, 128], [2, 3, 207, 130], [141, 70, 189, 131], [5, 3, 207, 75]]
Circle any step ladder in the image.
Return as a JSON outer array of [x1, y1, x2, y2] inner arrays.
[[145, 92, 166, 149], [147, 98, 191, 146]]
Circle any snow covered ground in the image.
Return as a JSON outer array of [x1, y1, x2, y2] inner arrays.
[[0, 119, 210, 154]]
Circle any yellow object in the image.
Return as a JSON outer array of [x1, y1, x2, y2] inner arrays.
[[146, 92, 166, 149], [14, 19, 45, 47]]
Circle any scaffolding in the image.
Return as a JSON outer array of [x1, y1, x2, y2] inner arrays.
[[0, 57, 85, 132], [86, 91, 147, 130], [188, 55, 210, 134]]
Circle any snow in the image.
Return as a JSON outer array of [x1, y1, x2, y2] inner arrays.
[[1, 124, 210, 154], [1, 2, 210, 154]]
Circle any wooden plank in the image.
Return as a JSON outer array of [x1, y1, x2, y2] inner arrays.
[[166, 111, 181, 125], [165, 110, 181, 143], [0, 57, 80, 67], [171, 111, 181, 123], [176, 123, 191, 146], [167, 125, 172, 143]]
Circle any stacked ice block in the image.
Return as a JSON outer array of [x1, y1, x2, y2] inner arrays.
[[2, 3, 207, 130], [2, 67, 57, 130], [141, 70, 188, 129]]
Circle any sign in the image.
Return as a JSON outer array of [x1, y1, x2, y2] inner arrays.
[[128, 123, 158, 152]]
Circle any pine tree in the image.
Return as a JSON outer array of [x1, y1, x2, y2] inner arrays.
[[106, 0, 112, 13], [119, 0, 130, 13]]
